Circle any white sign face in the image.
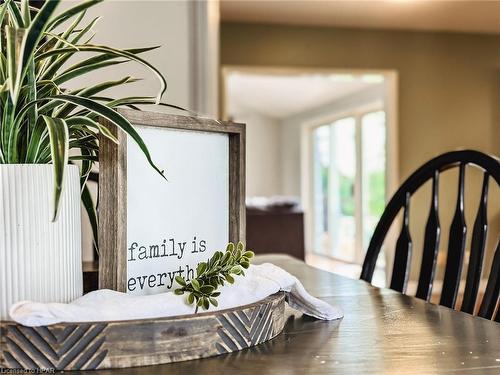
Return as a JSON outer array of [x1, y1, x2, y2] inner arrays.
[[126, 126, 229, 295]]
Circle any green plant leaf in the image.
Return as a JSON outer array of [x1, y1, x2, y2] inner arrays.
[[5, 25, 24, 104], [0, 0, 12, 28], [196, 262, 207, 277], [46, 0, 102, 32], [7, 0, 24, 27], [39, 16, 100, 81], [191, 279, 200, 291], [65, 116, 119, 144], [200, 285, 215, 294], [237, 242, 244, 252], [78, 147, 94, 188], [37, 45, 166, 103], [42, 115, 69, 221], [55, 76, 139, 117], [21, 0, 31, 24], [235, 248, 242, 260], [230, 266, 241, 274], [43, 31, 80, 50], [81, 182, 98, 254], [51, 59, 129, 89], [208, 279, 217, 289], [16, 94, 166, 180], [221, 251, 231, 264], [12, 0, 59, 103], [75, 153, 98, 164], [57, 45, 158, 73], [243, 251, 255, 258], [175, 275, 186, 286], [202, 298, 209, 310], [24, 118, 48, 163]]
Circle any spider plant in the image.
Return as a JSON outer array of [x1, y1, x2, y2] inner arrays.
[[0, 0, 174, 249]]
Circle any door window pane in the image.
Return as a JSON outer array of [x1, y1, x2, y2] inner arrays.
[[312, 125, 330, 255], [361, 111, 386, 260], [329, 117, 356, 261]]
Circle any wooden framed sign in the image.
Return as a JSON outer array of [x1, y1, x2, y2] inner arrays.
[[98, 109, 245, 293]]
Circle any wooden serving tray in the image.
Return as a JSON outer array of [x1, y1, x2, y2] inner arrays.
[[0, 292, 285, 371]]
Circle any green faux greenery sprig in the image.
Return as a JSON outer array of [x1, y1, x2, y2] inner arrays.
[[174, 242, 254, 313]]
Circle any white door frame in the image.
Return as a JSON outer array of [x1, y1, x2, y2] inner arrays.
[[188, 0, 219, 117], [221, 66, 399, 273]]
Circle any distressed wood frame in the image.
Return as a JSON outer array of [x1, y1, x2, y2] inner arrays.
[[98, 109, 245, 291]]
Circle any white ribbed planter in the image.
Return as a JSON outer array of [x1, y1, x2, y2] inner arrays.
[[0, 165, 82, 320]]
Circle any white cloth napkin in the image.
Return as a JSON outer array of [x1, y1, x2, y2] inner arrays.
[[9, 263, 343, 327]]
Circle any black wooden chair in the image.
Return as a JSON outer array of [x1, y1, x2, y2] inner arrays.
[[360, 150, 499, 321]]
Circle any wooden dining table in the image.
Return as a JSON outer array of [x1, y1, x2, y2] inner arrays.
[[88, 254, 500, 375]]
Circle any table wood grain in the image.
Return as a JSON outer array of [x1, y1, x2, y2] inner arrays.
[[84, 255, 500, 375]]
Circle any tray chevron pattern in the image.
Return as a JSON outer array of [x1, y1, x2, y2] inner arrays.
[[215, 299, 277, 353], [0, 292, 285, 370], [1, 323, 109, 370]]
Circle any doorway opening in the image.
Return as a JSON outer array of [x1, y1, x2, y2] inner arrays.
[[222, 67, 398, 284]]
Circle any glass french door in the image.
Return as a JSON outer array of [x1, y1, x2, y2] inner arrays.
[[311, 110, 386, 264]]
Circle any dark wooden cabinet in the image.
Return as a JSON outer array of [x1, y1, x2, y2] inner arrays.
[[246, 207, 305, 260]]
